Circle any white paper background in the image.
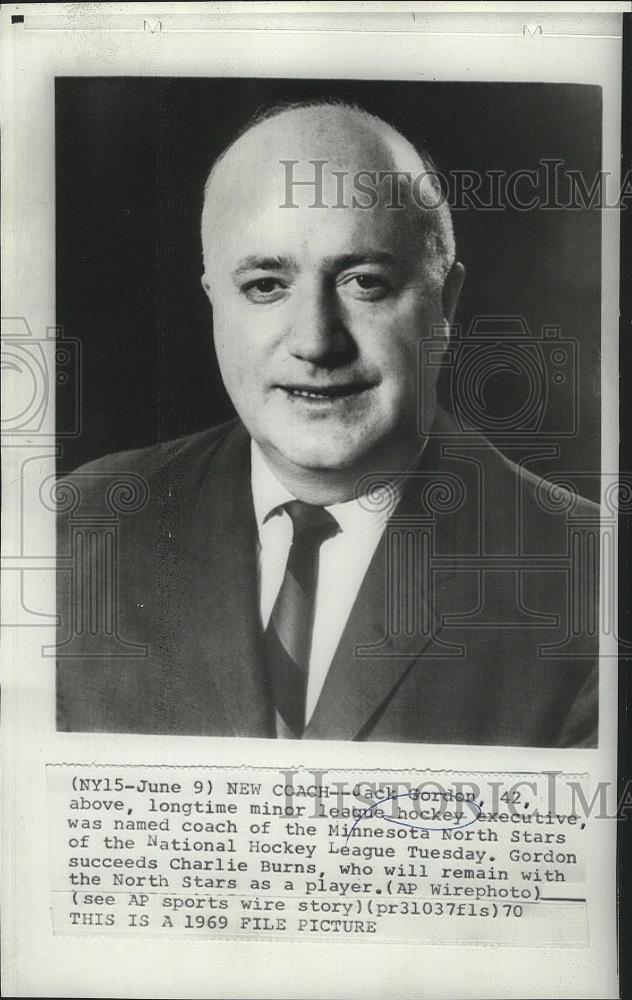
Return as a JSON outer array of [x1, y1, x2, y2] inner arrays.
[[1, 4, 623, 998]]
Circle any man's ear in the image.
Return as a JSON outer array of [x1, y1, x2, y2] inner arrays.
[[201, 272, 212, 303], [442, 261, 465, 325]]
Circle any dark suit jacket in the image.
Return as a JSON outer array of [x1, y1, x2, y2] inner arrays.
[[56, 411, 599, 746]]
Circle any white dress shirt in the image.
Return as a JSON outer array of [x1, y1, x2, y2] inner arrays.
[[251, 442, 400, 724]]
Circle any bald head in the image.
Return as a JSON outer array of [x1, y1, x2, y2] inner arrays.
[[201, 102, 455, 286]]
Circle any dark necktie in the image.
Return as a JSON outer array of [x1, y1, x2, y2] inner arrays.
[[264, 500, 339, 737]]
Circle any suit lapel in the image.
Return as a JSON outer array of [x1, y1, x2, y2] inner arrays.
[[303, 538, 446, 740], [184, 423, 274, 737], [304, 426, 462, 741]]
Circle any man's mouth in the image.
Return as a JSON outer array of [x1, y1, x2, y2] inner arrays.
[[279, 382, 372, 401]]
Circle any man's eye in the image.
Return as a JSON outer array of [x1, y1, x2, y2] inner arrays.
[[340, 273, 391, 300], [242, 277, 287, 302]]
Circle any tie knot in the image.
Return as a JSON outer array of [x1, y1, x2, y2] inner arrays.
[[284, 500, 339, 542]]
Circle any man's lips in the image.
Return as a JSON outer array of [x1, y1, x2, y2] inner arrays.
[[276, 381, 374, 400]]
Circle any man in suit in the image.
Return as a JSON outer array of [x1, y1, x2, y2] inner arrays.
[[56, 101, 599, 745]]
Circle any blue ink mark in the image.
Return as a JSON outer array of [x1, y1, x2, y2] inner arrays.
[[345, 791, 482, 843]]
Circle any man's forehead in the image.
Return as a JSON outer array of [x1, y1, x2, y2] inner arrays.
[[213, 166, 406, 226], [210, 193, 420, 270]]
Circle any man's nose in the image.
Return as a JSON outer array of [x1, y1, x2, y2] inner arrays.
[[286, 282, 355, 367]]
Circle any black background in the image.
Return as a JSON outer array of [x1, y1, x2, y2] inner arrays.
[[56, 78, 602, 498]]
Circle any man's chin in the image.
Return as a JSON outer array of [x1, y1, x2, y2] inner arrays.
[[281, 451, 368, 474], [266, 439, 376, 477], [255, 435, 403, 504]]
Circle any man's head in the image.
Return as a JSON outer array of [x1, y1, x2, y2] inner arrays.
[[201, 101, 464, 502]]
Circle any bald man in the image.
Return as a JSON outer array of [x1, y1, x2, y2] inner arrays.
[[56, 101, 599, 746]]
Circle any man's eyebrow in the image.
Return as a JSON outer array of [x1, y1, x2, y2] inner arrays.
[[230, 250, 397, 281], [232, 256, 298, 276], [324, 251, 396, 269]]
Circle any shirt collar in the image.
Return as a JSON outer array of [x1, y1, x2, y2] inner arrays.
[[251, 441, 296, 533], [250, 441, 401, 540]]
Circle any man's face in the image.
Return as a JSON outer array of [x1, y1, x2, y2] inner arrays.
[[203, 142, 451, 489]]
